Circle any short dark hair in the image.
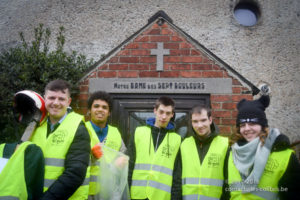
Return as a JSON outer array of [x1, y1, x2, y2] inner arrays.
[[88, 91, 113, 111], [190, 104, 212, 119], [155, 96, 175, 113], [45, 79, 71, 95]]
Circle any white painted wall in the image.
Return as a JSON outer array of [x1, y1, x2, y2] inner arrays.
[[1, 0, 299, 142]]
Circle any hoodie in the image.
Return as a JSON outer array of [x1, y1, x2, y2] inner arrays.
[[146, 117, 175, 153], [127, 117, 182, 200]]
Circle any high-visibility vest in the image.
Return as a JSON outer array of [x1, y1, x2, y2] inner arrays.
[[228, 148, 293, 200], [85, 121, 123, 195], [31, 112, 90, 200], [181, 135, 228, 200], [0, 142, 32, 200], [131, 126, 181, 200], [86, 122, 122, 151]]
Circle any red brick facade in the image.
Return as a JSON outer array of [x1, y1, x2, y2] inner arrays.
[[76, 18, 254, 136]]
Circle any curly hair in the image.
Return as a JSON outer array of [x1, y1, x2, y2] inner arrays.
[[87, 91, 112, 111]]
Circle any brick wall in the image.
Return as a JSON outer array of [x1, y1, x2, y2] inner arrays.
[[76, 21, 253, 135]]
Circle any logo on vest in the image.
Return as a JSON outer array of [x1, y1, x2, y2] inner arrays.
[[264, 157, 279, 175], [105, 141, 117, 150], [208, 153, 221, 168], [161, 144, 175, 158], [51, 130, 67, 145]]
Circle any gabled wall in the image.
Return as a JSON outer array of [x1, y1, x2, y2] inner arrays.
[[76, 18, 254, 135]]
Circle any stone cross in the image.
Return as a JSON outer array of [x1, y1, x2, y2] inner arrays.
[[151, 42, 170, 71]]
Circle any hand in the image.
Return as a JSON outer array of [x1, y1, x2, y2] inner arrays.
[[114, 155, 128, 169], [92, 143, 103, 159]]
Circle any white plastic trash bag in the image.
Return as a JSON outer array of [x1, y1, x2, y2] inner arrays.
[[95, 144, 130, 200]]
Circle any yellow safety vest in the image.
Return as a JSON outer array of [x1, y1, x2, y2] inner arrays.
[[181, 135, 228, 200], [86, 122, 122, 151], [31, 112, 90, 200], [131, 126, 181, 200], [85, 121, 123, 195], [228, 149, 293, 200], [0, 142, 31, 200]]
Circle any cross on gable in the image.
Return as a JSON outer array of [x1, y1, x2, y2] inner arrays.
[[151, 42, 170, 71]]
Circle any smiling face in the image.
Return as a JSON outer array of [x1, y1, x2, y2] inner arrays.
[[90, 99, 110, 128], [44, 89, 71, 124], [191, 110, 212, 138], [154, 104, 174, 128], [240, 122, 262, 142]]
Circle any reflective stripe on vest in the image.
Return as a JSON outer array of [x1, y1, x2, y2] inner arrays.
[[85, 121, 123, 195], [131, 126, 181, 200], [0, 142, 32, 200], [131, 163, 174, 193], [85, 121, 101, 194], [229, 182, 278, 200], [44, 174, 90, 188], [131, 179, 172, 193], [183, 194, 220, 200], [228, 149, 293, 200], [134, 163, 173, 176], [181, 136, 228, 200], [31, 112, 89, 200], [182, 177, 224, 187], [0, 197, 19, 200]]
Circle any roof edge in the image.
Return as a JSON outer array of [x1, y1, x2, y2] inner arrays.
[[148, 10, 173, 24]]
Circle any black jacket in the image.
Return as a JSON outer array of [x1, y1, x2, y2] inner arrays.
[[179, 122, 228, 200], [192, 122, 222, 164], [127, 118, 182, 200], [2, 142, 44, 200], [222, 134, 300, 200], [41, 111, 91, 200]]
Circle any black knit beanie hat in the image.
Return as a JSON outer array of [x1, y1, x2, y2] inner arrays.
[[236, 94, 270, 127]]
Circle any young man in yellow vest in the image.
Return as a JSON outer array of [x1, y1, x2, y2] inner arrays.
[[86, 91, 126, 152], [127, 96, 182, 200], [85, 91, 127, 199], [30, 79, 91, 199], [181, 104, 229, 200]]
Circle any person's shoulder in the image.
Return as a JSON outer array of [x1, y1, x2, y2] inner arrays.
[[215, 134, 229, 144], [272, 133, 291, 152], [169, 131, 183, 141], [69, 111, 85, 119], [24, 142, 44, 159], [108, 124, 120, 132], [74, 121, 91, 141], [182, 135, 194, 142], [136, 125, 149, 130], [26, 142, 40, 148]]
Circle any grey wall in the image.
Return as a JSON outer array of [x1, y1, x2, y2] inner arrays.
[[1, 0, 299, 142]]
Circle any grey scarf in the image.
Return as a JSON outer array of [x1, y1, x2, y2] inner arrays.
[[231, 128, 280, 192]]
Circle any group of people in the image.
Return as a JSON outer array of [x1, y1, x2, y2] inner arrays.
[[0, 78, 299, 200]]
